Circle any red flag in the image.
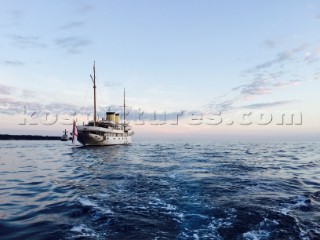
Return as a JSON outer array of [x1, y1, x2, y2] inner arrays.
[[72, 120, 77, 143]]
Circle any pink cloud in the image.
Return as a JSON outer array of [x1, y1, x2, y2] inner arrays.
[[0, 84, 15, 95]]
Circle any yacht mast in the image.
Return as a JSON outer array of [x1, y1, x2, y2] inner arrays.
[[90, 61, 96, 126]]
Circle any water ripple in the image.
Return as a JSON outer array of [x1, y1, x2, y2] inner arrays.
[[0, 140, 319, 239]]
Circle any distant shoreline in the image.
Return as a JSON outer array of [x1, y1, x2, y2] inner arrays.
[[0, 134, 61, 140]]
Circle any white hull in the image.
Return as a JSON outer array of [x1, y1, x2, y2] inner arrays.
[[61, 136, 68, 141], [77, 125, 133, 146], [61, 133, 68, 141]]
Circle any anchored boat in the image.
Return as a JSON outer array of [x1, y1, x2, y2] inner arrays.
[[76, 62, 134, 146], [60, 129, 68, 141]]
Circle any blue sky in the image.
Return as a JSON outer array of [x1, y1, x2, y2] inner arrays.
[[0, 0, 319, 139]]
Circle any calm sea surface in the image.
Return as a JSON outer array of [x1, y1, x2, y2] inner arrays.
[[0, 140, 319, 240]]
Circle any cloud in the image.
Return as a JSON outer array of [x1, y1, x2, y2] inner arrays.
[[21, 90, 36, 98], [0, 84, 86, 115], [204, 93, 245, 112], [229, 75, 309, 109], [241, 101, 297, 109], [0, 96, 186, 128], [45, 102, 82, 113], [253, 44, 308, 70], [304, 51, 319, 64], [205, 43, 317, 112], [238, 77, 271, 96], [0, 84, 42, 115], [207, 75, 303, 112], [0, 92, 187, 124], [264, 40, 277, 49], [207, 99, 237, 112], [0, 97, 80, 116], [272, 79, 303, 88], [8, 34, 46, 49], [205, 97, 296, 112], [0, 83, 37, 99], [235, 44, 314, 98], [54, 36, 91, 54], [0, 98, 41, 115], [59, 21, 85, 30], [0, 84, 15, 95], [3, 60, 24, 66], [232, 71, 285, 99], [77, 1, 94, 14], [0, 10, 22, 27], [104, 81, 122, 88], [8, 10, 22, 24], [315, 72, 320, 81]]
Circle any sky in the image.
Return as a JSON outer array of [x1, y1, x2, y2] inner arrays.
[[0, 0, 319, 140]]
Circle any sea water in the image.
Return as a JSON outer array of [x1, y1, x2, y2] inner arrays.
[[0, 140, 319, 239]]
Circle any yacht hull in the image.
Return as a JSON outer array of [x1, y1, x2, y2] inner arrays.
[[76, 125, 133, 146]]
